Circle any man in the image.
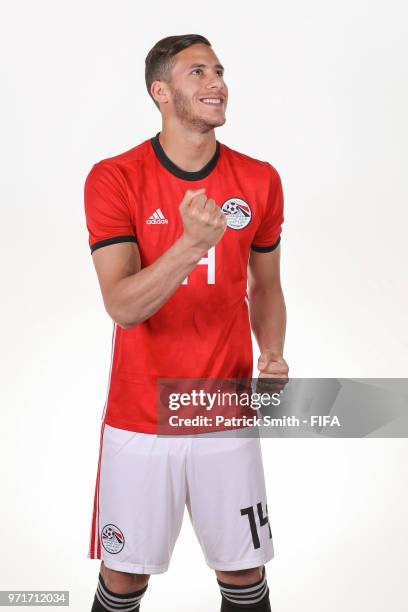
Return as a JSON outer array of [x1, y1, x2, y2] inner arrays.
[[84, 34, 288, 612]]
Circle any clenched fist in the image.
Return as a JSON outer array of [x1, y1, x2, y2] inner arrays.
[[179, 188, 227, 253], [255, 350, 289, 395]]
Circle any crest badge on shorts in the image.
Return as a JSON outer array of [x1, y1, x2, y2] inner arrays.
[[101, 524, 125, 554], [221, 198, 252, 230]]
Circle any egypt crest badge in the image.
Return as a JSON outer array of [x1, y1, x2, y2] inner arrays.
[[221, 198, 252, 230], [101, 524, 125, 554]]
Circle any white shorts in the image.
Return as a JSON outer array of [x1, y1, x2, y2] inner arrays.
[[88, 423, 274, 574]]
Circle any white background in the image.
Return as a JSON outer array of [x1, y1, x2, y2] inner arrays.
[[1, 0, 407, 610]]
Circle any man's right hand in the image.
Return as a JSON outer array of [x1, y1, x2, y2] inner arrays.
[[91, 188, 228, 329], [179, 188, 228, 253]]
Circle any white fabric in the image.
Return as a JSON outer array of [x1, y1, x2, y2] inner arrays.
[[90, 424, 274, 574]]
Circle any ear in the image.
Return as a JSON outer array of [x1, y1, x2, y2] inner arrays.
[[150, 80, 170, 107]]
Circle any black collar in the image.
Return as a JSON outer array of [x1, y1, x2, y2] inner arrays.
[[151, 132, 220, 181]]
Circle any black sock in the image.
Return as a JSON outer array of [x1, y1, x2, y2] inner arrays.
[[217, 566, 271, 611], [91, 572, 148, 611]]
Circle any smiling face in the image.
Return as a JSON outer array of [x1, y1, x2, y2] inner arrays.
[[158, 43, 228, 132]]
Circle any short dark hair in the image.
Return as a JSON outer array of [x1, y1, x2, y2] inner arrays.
[[145, 34, 211, 108]]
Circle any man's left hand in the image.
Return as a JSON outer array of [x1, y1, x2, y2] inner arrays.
[[256, 350, 289, 394]]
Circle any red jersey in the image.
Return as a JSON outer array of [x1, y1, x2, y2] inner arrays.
[[84, 133, 284, 433]]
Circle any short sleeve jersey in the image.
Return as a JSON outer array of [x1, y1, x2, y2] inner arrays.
[[84, 133, 284, 433]]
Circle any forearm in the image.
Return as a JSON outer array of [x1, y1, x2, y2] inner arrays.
[[110, 235, 205, 328], [248, 286, 287, 357]]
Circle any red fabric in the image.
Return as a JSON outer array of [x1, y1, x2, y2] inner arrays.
[[84, 137, 284, 433], [89, 421, 105, 558]]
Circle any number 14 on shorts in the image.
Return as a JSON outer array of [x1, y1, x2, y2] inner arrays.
[[241, 502, 272, 549]]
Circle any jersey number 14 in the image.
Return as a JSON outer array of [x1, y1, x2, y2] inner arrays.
[[182, 246, 215, 285]]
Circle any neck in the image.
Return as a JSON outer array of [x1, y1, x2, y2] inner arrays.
[[158, 121, 217, 172]]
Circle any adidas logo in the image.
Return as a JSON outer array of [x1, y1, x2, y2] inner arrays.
[[146, 208, 169, 224]]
